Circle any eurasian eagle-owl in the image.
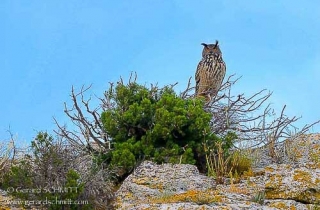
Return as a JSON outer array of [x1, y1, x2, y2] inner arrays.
[[195, 41, 226, 101]]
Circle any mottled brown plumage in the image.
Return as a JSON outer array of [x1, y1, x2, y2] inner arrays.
[[195, 41, 226, 101]]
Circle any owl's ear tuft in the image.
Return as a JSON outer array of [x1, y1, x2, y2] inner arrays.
[[201, 43, 208, 47], [215, 40, 219, 47]]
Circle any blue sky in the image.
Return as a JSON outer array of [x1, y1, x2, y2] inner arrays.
[[1, 1, 320, 144]]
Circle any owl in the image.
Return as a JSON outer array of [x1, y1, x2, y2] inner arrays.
[[195, 41, 226, 102]]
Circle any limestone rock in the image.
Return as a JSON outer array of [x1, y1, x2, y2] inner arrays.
[[114, 161, 269, 209], [114, 161, 217, 209], [283, 133, 320, 167], [265, 199, 319, 210], [264, 164, 320, 204], [263, 134, 320, 205]]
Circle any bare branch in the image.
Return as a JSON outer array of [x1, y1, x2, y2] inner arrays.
[[54, 84, 110, 154], [180, 73, 320, 149], [180, 77, 195, 99]]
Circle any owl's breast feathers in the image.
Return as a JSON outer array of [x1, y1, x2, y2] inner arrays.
[[195, 54, 226, 99]]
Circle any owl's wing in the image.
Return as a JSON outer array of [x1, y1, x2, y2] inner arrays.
[[219, 61, 227, 87], [195, 62, 202, 95]]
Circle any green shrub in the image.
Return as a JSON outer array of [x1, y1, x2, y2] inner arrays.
[[100, 82, 215, 176], [2, 132, 91, 209], [2, 160, 34, 200], [43, 169, 89, 210]]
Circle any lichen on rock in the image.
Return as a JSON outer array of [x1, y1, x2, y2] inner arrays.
[[114, 134, 320, 209]]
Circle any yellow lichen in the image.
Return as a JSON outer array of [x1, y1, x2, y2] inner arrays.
[[150, 182, 164, 190], [226, 184, 250, 195], [264, 166, 275, 172], [265, 190, 288, 199], [293, 170, 312, 185], [141, 207, 159, 210], [151, 189, 224, 204], [265, 174, 283, 188], [124, 192, 134, 199], [132, 177, 150, 185], [269, 201, 288, 209], [289, 205, 297, 210], [310, 144, 320, 164], [242, 168, 255, 178]]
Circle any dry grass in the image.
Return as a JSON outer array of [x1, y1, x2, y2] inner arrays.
[[205, 140, 253, 185], [0, 140, 15, 184]]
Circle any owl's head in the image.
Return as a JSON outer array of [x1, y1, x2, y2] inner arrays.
[[201, 41, 222, 58]]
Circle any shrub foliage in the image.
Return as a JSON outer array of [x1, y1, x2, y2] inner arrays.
[[101, 82, 218, 175], [2, 132, 90, 209]]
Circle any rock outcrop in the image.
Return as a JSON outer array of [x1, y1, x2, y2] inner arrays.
[[114, 161, 268, 209], [265, 164, 320, 204], [114, 134, 320, 209], [114, 161, 217, 209], [263, 134, 320, 206]]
